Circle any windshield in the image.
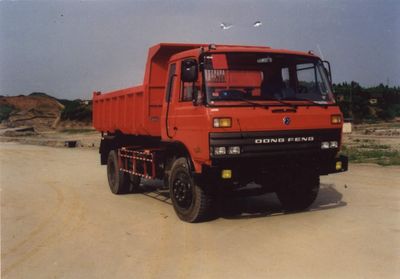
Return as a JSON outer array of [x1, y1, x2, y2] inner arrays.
[[202, 52, 334, 105]]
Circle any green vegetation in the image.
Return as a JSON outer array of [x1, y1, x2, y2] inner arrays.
[[60, 100, 92, 122], [60, 128, 95, 134], [29, 92, 92, 122], [0, 104, 15, 121], [358, 143, 390, 149], [333, 82, 400, 123], [341, 142, 400, 166]]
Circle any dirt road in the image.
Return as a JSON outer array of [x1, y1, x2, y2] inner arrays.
[[1, 143, 399, 278]]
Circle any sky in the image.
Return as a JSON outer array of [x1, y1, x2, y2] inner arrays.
[[1, 0, 399, 99]]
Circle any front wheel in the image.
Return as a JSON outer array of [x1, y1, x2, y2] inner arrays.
[[276, 171, 320, 211], [169, 158, 214, 222]]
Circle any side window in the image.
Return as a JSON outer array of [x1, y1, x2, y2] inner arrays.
[[180, 59, 199, 102], [296, 63, 317, 93], [281, 67, 290, 87], [316, 64, 328, 94], [296, 63, 327, 100], [181, 83, 200, 102], [165, 63, 176, 102]]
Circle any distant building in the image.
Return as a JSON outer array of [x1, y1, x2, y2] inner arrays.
[[367, 92, 383, 105]]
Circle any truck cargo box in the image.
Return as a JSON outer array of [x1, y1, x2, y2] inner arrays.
[[92, 43, 205, 136]]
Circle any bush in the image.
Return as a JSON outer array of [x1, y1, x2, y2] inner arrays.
[[0, 104, 15, 122], [60, 100, 92, 122], [333, 83, 400, 122]]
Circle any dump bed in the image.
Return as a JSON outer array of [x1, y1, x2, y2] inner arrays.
[[92, 86, 150, 135], [92, 43, 205, 136]]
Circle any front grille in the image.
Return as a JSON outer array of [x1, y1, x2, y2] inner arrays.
[[209, 129, 341, 158]]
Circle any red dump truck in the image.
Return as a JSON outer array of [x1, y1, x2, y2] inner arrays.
[[92, 43, 348, 222]]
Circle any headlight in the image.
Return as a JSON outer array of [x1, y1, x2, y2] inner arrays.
[[214, 146, 226, 155], [321, 141, 330, 149], [331, 114, 342, 124], [321, 141, 338, 149], [329, 141, 338, 148], [213, 117, 232, 128], [228, 146, 240, 154]]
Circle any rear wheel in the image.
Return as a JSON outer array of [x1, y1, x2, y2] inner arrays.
[[169, 158, 214, 222], [276, 171, 320, 211], [107, 150, 131, 194]]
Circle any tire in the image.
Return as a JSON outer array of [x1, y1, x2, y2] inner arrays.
[[169, 157, 214, 222], [276, 171, 320, 211], [107, 150, 131, 194]]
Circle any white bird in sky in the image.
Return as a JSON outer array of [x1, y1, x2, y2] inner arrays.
[[220, 22, 233, 30], [253, 21, 262, 27]]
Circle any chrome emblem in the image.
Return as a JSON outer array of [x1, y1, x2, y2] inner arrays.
[[283, 116, 291, 125]]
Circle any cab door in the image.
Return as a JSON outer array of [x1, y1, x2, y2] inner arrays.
[[161, 62, 178, 140], [171, 59, 209, 162]]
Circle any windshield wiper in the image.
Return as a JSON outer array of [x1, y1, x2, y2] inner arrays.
[[236, 97, 270, 109], [223, 97, 297, 110], [283, 97, 329, 107], [263, 98, 298, 109]]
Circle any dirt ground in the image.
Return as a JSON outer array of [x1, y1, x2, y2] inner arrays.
[[0, 129, 100, 148], [1, 143, 399, 279], [343, 122, 400, 151]]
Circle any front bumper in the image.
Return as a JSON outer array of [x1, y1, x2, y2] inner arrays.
[[199, 153, 348, 187]]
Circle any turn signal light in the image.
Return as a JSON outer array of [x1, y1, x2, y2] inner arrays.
[[331, 115, 342, 124], [213, 118, 232, 128]]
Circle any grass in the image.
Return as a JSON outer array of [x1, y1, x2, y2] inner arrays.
[[358, 143, 391, 149], [355, 122, 400, 129], [341, 144, 400, 166], [60, 128, 95, 134]]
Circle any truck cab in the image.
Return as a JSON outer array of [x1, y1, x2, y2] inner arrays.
[[93, 43, 348, 222]]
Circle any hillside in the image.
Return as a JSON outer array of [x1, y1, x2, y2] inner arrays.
[[0, 94, 64, 130], [0, 93, 92, 131]]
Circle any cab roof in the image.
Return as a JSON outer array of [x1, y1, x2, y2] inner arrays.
[[166, 43, 318, 62], [143, 43, 318, 88]]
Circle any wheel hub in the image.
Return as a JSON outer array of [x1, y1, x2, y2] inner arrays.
[[172, 173, 193, 209]]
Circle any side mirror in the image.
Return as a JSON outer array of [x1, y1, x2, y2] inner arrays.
[[181, 59, 198, 82]]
